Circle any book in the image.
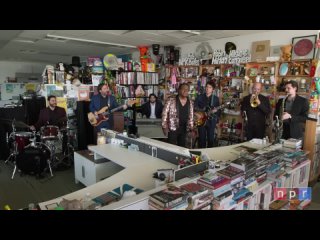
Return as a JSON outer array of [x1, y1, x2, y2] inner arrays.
[[149, 185, 187, 208], [230, 157, 256, 171], [216, 166, 244, 179]]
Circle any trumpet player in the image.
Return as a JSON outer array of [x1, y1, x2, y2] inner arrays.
[[274, 80, 309, 140], [241, 82, 271, 140]]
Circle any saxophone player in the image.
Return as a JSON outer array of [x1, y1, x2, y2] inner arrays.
[[274, 80, 309, 139], [241, 82, 271, 140]]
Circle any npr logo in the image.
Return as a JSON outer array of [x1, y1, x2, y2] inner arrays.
[[274, 188, 312, 201]]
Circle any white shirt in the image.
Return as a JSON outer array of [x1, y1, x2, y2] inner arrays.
[[150, 103, 156, 119]]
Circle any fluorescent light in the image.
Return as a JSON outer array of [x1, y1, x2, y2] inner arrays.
[[46, 34, 137, 48], [13, 39, 37, 44], [181, 30, 200, 35]]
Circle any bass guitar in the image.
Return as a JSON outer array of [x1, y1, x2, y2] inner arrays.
[[194, 98, 239, 127], [88, 99, 137, 127]]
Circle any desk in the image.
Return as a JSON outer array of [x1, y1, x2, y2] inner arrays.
[[38, 137, 272, 210], [38, 143, 177, 210], [136, 118, 166, 139]]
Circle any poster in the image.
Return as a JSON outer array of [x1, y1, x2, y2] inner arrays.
[[56, 97, 67, 111], [6, 84, 13, 93]]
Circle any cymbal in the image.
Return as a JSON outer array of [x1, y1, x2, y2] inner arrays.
[[57, 116, 68, 123], [0, 118, 30, 128]]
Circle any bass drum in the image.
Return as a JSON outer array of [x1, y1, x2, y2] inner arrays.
[[16, 144, 51, 176]]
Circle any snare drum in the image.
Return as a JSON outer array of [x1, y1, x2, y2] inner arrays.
[[14, 132, 33, 152], [41, 125, 59, 140]]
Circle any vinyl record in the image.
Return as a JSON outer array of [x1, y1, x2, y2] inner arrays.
[[294, 39, 313, 56]]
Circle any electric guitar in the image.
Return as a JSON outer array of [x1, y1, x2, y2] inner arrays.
[[88, 99, 137, 127], [194, 98, 239, 127]]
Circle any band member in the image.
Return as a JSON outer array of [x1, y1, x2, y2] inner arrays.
[[194, 81, 220, 148], [274, 80, 309, 139], [30, 95, 66, 131], [141, 93, 163, 119], [162, 83, 194, 147], [90, 83, 127, 134], [241, 82, 271, 140]]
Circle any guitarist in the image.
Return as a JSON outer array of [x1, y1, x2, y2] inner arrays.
[[194, 81, 220, 148], [90, 83, 127, 139]]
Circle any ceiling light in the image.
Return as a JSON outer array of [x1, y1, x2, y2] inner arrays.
[[13, 39, 37, 44], [181, 30, 200, 35], [46, 34, 137, 48]]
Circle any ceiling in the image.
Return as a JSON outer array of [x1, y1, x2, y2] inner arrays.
[[0, 30, 273, 64]]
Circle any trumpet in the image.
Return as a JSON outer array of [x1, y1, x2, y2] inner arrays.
[[250, 94, 259, 108]]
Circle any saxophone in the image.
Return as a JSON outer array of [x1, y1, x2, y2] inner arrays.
[[275, 94, 288, 143]]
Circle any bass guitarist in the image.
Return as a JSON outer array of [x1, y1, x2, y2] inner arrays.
[[194, 81, 220, 148], [90, 83, 127, 141]]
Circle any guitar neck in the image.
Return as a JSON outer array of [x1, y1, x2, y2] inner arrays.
[[102, 105, 125, 116]]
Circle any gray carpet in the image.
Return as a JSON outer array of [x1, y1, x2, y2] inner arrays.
[[0, 160, 84, 209]]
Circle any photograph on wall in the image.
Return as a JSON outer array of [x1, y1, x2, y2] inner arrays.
[[291, 35, 317, 60], [251, 40, 270, 62]]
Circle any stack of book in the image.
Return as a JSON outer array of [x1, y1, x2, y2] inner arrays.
[[212, 190, 233, 210], [216, 166, 244, 180], [269, 199, 289, 210], [283, 138, 302, 149], [148, 185, 188, 210], [180, 182, 213, 210], [197, 174, 232, 197], [282, 150, 308, 169]]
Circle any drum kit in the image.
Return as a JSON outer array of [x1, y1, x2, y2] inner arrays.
[[2, 117, 76, 179]]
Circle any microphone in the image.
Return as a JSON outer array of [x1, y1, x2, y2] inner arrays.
[[275, 115, 279, 128], [6, 132, 9, 144]]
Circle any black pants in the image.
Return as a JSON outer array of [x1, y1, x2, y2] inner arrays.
[[198, 123, 215, 148], [282, 123, 291, 140], [246, 124, 266, 141], [168, 126, 187, 147]]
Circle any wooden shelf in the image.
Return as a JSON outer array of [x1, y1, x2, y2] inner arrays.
[[278, 75, 311, 77], [248, 74, 275, 77]]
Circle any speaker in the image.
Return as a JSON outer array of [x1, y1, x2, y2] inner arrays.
[[76, 101, 94, 150], [174, 49, 180, 62], [23, 96, 46, 125], [152, 44, 160, 55]]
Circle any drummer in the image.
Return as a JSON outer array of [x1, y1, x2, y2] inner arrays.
[[30, 95, 67, 131]]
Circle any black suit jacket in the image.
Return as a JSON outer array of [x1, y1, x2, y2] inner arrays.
[[241, 94, 271, 127], [274, 95, 309, 139], [141, 101, 163, 118]]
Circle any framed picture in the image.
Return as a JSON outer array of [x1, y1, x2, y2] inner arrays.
[[251, 40, 270, 62], [291, 35, 317, 60], [270, 45, 282, 57]]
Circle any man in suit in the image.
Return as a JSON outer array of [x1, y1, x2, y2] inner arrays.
[[194, 81, 220, 148], [141, 94, 163, 119], [274, 80, 309, 139], [89, 83, 127, 134], [30, 95, 66, 131], [241, 82, 271, 140]]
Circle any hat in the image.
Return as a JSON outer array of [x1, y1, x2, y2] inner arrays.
[[225, 42, 237, 55], [71, 56, 81, 67]]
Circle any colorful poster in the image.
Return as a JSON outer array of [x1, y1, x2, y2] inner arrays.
[[56, 97, 67, 111]]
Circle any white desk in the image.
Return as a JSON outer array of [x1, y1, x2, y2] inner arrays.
[[38, 137, 275, 210]]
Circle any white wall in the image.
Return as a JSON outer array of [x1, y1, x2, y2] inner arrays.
[[0, 61, 46, 84], [177, 30, 319, 57]]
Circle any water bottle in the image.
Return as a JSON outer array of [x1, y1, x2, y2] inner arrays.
[[265, 136, 269, 144], [82, 193, 92, 210]]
